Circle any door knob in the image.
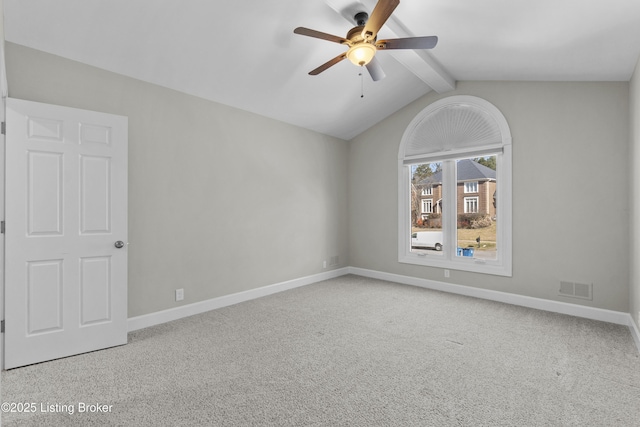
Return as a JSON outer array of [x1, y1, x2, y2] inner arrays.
[[114, 241, 125, 249]]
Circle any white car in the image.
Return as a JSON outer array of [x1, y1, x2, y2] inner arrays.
[[411, 231, 443, 251]]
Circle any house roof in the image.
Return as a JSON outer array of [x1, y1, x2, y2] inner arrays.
[[457, 159, 496, 181], [418, 159, 496, 186]]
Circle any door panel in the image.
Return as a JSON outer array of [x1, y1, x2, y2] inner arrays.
[[80, 155, 111, 234], [5, 98, 128, 369], [28, 151, 63, 236], [80, 256, 112, 325], [27, 259, 63, 334]]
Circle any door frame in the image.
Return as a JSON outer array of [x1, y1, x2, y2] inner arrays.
[[1, 0, 8, 372], [0, 95, 5, 371]]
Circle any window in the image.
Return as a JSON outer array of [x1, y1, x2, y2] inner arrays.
[[421, 198, 433, 214], [421, 186, 433, 196], [398, 96, 512, 276], [464, 196, 479, 213], [464, 181, 478, 193]]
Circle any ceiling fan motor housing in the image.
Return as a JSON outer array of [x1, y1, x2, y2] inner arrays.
[[346, 26, 367, 43]]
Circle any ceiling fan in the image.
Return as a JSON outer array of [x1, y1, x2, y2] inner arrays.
[[293, 0, 438, 81]]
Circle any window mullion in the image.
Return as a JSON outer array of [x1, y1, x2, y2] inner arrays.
[[442, 160, 457, 260]]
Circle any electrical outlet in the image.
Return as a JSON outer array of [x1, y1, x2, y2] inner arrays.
[[323, 260, 327, 269], [175, 288, 184, 301], [444, 269, 450, 278]]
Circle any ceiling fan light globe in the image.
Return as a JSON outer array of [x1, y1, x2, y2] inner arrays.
[[347, 43, 376, 67]]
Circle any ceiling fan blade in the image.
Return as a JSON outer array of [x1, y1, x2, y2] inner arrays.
[[309, 53, 348, 75], [294, 27, 349, 45], [362, 0, 400, 41], [365, 57, 386, 81], [376, 36, 438, 50]]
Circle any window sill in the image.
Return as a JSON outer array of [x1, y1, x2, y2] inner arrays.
[[399, 252, 512, 277]]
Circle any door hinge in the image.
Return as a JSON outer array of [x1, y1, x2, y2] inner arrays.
[[1, 320, 4, 333], [1, 220, 4, 234], [1, 121, 5, 135]]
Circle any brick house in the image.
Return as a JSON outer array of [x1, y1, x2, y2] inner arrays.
[[416, 159, 496, 220]]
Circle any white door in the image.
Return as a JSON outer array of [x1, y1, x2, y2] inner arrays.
[[4, 98, 128, 369]]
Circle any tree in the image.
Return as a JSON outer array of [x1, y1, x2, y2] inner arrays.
[[412, 163, 433, 183], [474, 156, 496, 170], [411, 163, 441, 226], [412, 162, 441, 183], [411, 183, 420, 226]]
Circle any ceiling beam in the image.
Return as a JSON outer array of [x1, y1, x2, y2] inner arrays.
[[324, 0, 456, 93]]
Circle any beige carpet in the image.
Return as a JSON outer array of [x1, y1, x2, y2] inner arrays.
[[2, 275, 639, 426]]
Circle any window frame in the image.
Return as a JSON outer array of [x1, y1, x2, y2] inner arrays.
[[398, 96, 512, 277], [421, 198, 433, 214], [464, 181, 478, 193], [463, 196, 479, 213]]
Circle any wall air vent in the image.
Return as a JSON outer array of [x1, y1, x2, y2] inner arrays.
[[559, 281, 593, 301]]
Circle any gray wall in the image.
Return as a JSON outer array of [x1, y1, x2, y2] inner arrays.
[[349, 81, 630, 312], [5, 43, 349, 317], [631, 57, 640, 329], [5, 43, 635, 318]]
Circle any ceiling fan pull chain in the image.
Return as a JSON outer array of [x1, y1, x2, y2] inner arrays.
[[360, 69, 364, 98]]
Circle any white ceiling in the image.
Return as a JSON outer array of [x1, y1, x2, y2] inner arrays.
[[4, 0, 640, 140]]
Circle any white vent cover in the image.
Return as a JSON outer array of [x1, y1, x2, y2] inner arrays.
[[559, 281, 593, 300], [399, 95, 512, 161]]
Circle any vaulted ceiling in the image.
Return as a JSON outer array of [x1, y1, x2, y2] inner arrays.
[[4, 0, 640, 140]]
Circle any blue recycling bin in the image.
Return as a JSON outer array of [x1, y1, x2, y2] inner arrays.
[[457, 247, 463, 256], [462, 248, 474, 257]]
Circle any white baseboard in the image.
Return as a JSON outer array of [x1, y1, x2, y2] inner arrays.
[[127, 265, 640, 354], [348, 267, 631, 326], [127, 267, 349, 332]]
